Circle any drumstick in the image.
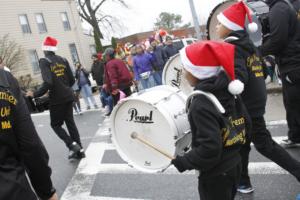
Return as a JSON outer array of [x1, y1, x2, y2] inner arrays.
[[130, 132, 174, 160]]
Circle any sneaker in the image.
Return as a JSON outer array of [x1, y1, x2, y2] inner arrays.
[[68, 142, 81, 160], [105, 111, 112, 117], [237, 185, 254, 194], [94, 104, 98, 109], [86, 106, 91, 110], [77, 149, 86, 159], [79, 110, 83, 115], [104, 105, 110, 114], [281, 138, 299, 148]]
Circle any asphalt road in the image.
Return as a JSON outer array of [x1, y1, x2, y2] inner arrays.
[[31, 93, 300, 200]]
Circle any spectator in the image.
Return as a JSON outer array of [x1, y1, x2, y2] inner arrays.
[[150, 40, 167, 85], [104, 47, 132, 106], [91, 53, 105, 107], [164, 36, 179, 60], [133, 45, 155, 90], [75, 62, 98, 110]]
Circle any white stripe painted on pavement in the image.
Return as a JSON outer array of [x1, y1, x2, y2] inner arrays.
[[266, 120, 287, 126], [62, 119, 291, 200]]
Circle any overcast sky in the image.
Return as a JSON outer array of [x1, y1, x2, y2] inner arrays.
[[94, 0, 224, 39]]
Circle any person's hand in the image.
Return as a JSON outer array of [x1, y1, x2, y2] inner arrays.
[[171, 156, 187, 173], [26, 90, 34, 97], [48, 193, 58, 200]]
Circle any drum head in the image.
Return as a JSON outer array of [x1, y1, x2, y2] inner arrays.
[[111, 86, 184, 173], [207, 0, 268, 47], [162, 54, 193, 96]]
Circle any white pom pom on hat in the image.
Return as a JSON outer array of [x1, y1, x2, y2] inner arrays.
[[248, 22, 258, 33], [228, 79, 244, 95]]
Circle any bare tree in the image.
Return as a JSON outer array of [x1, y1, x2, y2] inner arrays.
[[0, 34, 24, 72], [76, 0, 128, 52]]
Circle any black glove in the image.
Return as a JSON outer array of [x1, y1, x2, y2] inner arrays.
[[171, 156, 187, 173]]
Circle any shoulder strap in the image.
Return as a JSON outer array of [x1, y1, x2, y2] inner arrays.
[[186, 90, 225, 114]]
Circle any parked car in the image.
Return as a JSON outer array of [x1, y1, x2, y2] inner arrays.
[[172, 38, 198, 51]]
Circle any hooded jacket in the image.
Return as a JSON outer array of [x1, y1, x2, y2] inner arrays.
[[33, 52, 75, 105], [175, 72, 246, 178], [262, 0, 300, 74], [0, 70, 55, 200], [91, 60, 105, 86], [225, 30, 267, 118]]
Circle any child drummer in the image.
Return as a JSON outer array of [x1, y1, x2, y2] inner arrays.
[[172, 41, 246, 200]]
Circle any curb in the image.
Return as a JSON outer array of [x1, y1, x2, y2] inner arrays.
[[266, 86, 282, 94]]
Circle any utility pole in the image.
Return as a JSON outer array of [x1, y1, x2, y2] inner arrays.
[[189, 0, 201, 40]]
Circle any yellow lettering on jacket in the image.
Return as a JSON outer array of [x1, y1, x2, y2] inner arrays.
[[0, 92, 17, 105], [1, 120, 11, 129], [0, 106, 10, 117]]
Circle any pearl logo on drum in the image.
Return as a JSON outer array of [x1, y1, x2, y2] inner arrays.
[[171, 67, 182, 88], [128, 108, 154, 124]]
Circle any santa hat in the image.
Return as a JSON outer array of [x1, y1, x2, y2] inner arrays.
[[180, 41, 244, 95], [42, 36, 58, 51], [217, 1, 258, 33]]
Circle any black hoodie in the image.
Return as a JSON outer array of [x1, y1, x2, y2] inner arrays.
[[176, 72, 245, 178], [34, 52, 75, 105], [0, 70, 55, 200], [225, 30, 267, 118], [262, 0, 300, 74]]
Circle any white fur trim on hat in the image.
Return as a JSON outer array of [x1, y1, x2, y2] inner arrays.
[[248, 22, 258, 33], [228, 79, 244, 95], [42, 45, 57, 51], [217, 12, 243, 31], [180, 48, 221, 80]]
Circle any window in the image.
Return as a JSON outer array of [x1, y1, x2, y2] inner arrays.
[[29, 50, 40, 74], [35, 13, 47, 33], [19, 14, 31, 34], [61, 12, 71, 31], [89, 45, 97, 55], [69, 43, 79, 64]]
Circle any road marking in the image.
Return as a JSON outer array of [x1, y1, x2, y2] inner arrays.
[[62, 120, 291, 200], [266, 120, 287, 126]]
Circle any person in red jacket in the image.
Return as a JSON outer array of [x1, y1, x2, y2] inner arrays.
[[103, 47, 133, 106]]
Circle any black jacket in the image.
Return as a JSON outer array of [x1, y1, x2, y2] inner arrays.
[[225, 31, 267, 118], [176, 72, 245, 178], [152, 46, 167, 70], [164, 44, 179, 60], [75, 68, 91, 88], [0, 70, 55, 200], [262, 0, 300, 74], [34, 53, 75, 105], [91, 60, 105, 86]]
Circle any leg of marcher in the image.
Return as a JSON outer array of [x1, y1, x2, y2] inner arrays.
[[238, 139, 253, 193], [80, 85, 91, 109], [252, 116, 300, 181], [50, 105, 73, 148], [198, 164, 240, 200]]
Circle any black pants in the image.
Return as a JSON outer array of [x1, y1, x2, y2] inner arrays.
[[282, 77, 300, 142], [198, 164, 241, 200], [112, 87, 132, 106], [50, 101, 82, 149], [240, 116, 300, 184]]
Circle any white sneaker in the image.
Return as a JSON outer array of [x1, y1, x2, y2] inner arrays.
[[104, 105, 110, 114]]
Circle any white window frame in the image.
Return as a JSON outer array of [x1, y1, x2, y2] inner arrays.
[[35, 13, 47, 33], [60, 12, 71, 31], [19, 14, 31, 34], [28, 50, 40, 74]]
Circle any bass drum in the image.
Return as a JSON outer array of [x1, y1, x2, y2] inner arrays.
[[111, 85, 191, 173], [162, 54, 193, 96], [206, 0, 269, 47]]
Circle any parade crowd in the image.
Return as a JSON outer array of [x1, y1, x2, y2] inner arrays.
[[1, 0, 300, 200]]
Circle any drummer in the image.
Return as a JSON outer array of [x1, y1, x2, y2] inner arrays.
[[172, 41, 246, 200], [215, 1, 300, 193]]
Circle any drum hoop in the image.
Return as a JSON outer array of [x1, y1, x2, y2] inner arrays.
[[206, 0, 236, 40], [162, 53, 180, 85]]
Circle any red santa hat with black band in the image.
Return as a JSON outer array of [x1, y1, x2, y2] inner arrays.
[[180, 41, 244, 95], [217, 1, 258, 32], [42, 36, 58, 51]]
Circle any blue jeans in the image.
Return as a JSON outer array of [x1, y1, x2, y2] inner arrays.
[[101, 89, 113, 112], [152, 70, 162, 86], [139, 74, 155, 90], [80, 84, 96, 107]]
